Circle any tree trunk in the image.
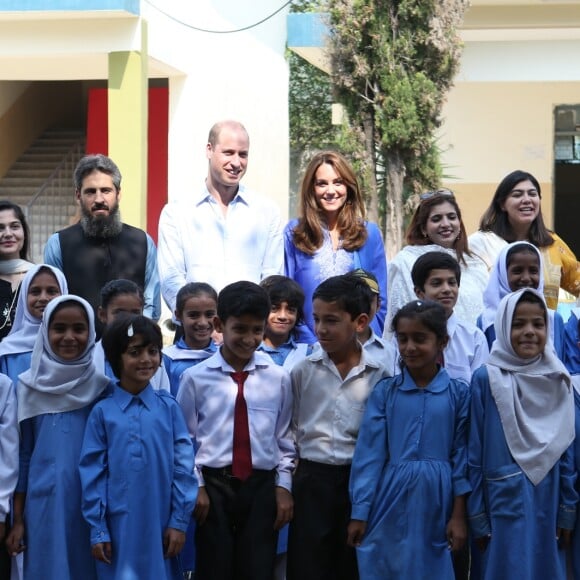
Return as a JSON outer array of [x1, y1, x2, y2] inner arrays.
[[384, 150, 405, 260], [361, 113, 379, 227]]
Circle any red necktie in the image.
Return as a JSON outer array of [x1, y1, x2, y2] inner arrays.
[[230, 371, 252, 481]]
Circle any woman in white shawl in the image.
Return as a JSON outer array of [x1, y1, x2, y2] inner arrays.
[[385, 190, 487, 336], [5, 295, 109, 580], [468, 288, 575, 580]]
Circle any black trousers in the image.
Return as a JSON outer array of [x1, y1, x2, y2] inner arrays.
[[287, 460, 358, 580], [195, 467, 277, 580]]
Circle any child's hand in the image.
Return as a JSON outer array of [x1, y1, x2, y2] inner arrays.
[[194, 487, 210, 525], [92, 542, 112, 564], [274, 487, 293, 530], [164, 527, 185, 558], [446, 515, 467, 552], [475, 534, 490, 552], [557, 527, 572, 549], [5, 520, 25, 555], [346, 519, 367, 547]]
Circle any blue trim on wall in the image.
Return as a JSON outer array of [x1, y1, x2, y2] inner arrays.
[[0, 0, 139, 15], [287, 12, 328, 48]]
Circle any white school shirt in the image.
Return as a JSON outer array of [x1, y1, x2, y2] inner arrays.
[[177, 350, 295, 491], [0, 375, 18, 520], [444, 313, 489, 383], [157, 184, 284, 312], [363, 330, 398, 377], [291, 348, 389, 465]]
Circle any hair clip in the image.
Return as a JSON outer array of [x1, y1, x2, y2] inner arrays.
[[127, 324, 134, 337]]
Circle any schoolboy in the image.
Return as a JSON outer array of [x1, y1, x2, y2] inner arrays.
[[177, 281, 295, 580], [346, 269, 397, 375], [287, 274, 390, 580], [411, 251, 489, 384], [257, 275, 310, 370]]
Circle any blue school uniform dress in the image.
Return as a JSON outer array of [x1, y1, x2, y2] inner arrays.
[[469, 366, 576, 580], [163, 337, 217, 397], [18, 406, 99, 579], [16, 295, 108, 580], [0, 351, 32, 386], [469, 290, 576, 580], [349, 368, 470, 579], [79, 383, 197, 580]]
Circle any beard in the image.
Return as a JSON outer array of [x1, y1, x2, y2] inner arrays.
[[80, 203, 123, 238]]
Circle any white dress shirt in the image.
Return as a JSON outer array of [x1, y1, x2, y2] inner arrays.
[[157, 184, 284, 311], [177, 350, 295, 491], [291, 348, 389, 465]]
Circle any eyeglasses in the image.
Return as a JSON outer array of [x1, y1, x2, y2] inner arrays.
[[419, 189, 454, 201]]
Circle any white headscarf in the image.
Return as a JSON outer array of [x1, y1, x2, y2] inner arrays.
[[17, 294, 109, 423], [486, 288, 574, 485], [0, 264, 68, 356], [481, 241, 544, 333]]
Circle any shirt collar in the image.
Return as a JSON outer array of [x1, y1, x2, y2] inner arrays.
[[258, 336, 297, 353], [206, 348, 271, 373], [399, 366, 450, 393], [195, 183, 250, 207], [308, 343, 380, 370], [112, 382, 156, 411]]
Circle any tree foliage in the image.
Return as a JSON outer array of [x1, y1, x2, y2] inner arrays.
[[326, 0, 469, 256]]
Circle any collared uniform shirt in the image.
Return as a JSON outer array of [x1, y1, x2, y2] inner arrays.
[[177, 350, 295, 490], [363, 330, 398, 377], [444, 313, 489, 383], [291, 348, 389, 465], [158, 185, 283, 312]]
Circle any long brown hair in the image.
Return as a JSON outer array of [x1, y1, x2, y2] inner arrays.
[[291, 151, 367, 255], [405, 193, 471, 265], [479, 170, 553, 247]]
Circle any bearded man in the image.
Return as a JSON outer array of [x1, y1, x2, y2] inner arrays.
[[44, 154, 160, 335]]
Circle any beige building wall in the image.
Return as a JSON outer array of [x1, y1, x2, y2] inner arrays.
[[439, 81, 580, 234]]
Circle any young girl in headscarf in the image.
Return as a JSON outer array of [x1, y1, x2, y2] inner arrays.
[[477, 241, 565, 357], [0, 264, 68, 385], [5, 295, 109, 579], [468, 288, 576, 580]]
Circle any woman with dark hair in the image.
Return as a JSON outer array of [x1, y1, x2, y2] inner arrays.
[[0, 201, 33, 340], [284, 151, 387, 342], [386, 190, 488, 334], [469, 169, 580, 310]]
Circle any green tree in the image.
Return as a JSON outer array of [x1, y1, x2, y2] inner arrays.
[[327, 0, 469, 256]]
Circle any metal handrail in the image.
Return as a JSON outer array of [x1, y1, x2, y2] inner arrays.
[[26, 141, 84, 263]]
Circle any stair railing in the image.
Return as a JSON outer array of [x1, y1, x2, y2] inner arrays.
[[26, 141, 84, 264]]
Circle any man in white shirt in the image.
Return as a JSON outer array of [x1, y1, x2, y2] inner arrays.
[[157, 120, 284, 314]]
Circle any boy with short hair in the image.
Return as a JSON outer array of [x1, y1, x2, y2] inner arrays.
[[177, 281, 295, 580], [257, 275, 311, 371], [287, 274, 390, 580], [411, 251, 489, 384], [347, 269, 397, 375]]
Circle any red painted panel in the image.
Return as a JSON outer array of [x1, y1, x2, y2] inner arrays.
[[86, 88, 108, 155]]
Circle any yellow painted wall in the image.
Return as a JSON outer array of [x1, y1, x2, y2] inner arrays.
[[440, 81, 580, 235]]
